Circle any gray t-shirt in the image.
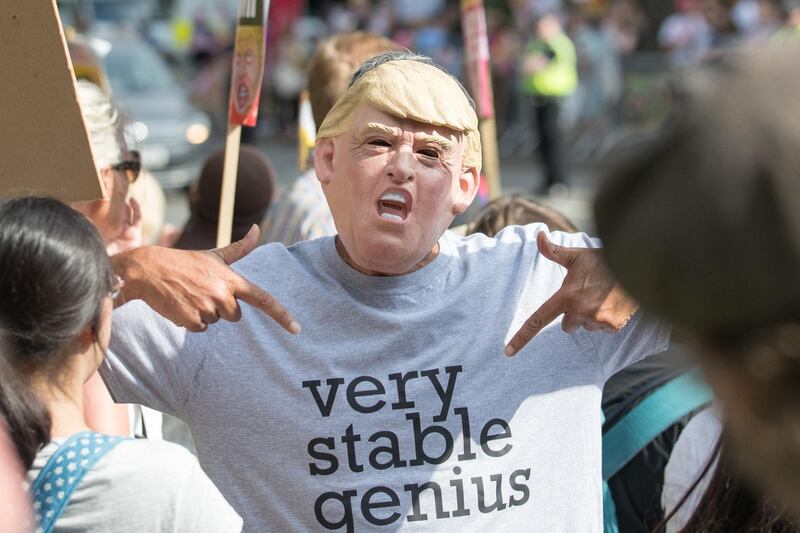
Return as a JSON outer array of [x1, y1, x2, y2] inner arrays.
[[103, 225, 669, 532], [28, 439, 242, 532]]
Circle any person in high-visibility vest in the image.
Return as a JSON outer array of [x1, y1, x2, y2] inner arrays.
[[521, 13, 578, 193]]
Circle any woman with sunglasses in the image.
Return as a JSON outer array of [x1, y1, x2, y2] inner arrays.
[[0, 196, 242, 532]]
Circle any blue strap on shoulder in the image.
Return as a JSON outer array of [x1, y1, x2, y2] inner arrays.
[[602, 372, 712, 532], [31, 431, 126, 533], [602, 372, 712, 481]]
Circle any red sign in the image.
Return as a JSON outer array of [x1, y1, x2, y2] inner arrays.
[[228, 0, 269, 126], [461, 1, 495, 120]]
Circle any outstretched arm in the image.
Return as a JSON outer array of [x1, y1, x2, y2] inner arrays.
[[505, 232, 638, 356], [110, 225, 301, 334]]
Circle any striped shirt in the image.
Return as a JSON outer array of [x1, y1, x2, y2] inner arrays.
[[260, 169, 336, 246]]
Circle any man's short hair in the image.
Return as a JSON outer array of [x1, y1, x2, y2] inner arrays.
[[306, 32, 403, 129]]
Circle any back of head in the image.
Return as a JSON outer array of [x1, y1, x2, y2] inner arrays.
[[594, 41, 800, 514], [467, 195, 578, 237], [595, 42, 800, 336], [317, 52, 482, 173], [174, 145, 277, 250], [307, 32, 404, 128], [0, 197, 112, 468], [0, 197, 114, 373]]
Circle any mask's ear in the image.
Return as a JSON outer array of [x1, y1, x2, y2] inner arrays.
[[452, 166, 480, 215], [314, 138, 335, 186]]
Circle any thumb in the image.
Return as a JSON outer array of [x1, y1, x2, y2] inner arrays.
[[214, 224, 260, 264], [536, 231, 578, 268]]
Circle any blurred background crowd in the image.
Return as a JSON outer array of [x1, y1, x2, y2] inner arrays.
[[55, 0, 800, 230], [2, 2, 800, 531]]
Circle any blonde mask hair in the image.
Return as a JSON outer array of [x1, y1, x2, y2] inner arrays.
[[317, 53, 482, 172]]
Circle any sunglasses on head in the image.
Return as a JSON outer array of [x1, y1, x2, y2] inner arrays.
[[111, 150, 141, 183]]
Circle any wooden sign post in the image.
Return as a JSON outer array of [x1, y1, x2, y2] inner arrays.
[[216, 0, 270, 247], [460, 0, 502, 199]]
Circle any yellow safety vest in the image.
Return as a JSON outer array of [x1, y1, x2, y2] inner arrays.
[[523, 33, 578, 98]]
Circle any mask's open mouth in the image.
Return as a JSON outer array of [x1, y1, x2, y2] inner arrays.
[[237, 84, 251, 109], [377, 190, 411, 222]]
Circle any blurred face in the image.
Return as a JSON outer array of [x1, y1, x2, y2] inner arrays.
[[316, 104, 479, 275], [71, 166, 131, 245], [537, 15, 562, 40], [233, 34, 261, 114]]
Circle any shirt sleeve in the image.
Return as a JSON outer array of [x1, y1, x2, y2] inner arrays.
[[580, 311, 671, 383], [101, 300, 217, 420]]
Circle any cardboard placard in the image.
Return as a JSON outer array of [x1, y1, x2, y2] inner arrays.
[[0, 0, 103, 203]]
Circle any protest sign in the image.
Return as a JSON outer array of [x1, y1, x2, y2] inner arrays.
[[0, 0, 103, 203], [217, 0, 270, 247], [461, 0, 502, 199]]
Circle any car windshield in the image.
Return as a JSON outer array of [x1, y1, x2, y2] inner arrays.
[[104, 43, 176, 94]]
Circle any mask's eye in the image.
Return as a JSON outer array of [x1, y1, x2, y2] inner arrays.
[[417, 148, 440, 159], [367, 139, 391, 147]]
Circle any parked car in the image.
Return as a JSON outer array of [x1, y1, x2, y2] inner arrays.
[[95, 32, 212, 189]]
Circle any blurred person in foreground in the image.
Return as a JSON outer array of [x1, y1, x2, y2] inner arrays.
[[595, 41, 800, 519], [261, 31, 402, 246], [0, 197, 242, 532], [104, 52, 663, 531], [520, 13, 578, 195]]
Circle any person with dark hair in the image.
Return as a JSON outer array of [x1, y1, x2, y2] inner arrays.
[[595, 41, 800, 520], [0, 197, 242, 532], [656, 435, 798, 532], [0, 353, 36, 533], [466, 194, 579, 235]]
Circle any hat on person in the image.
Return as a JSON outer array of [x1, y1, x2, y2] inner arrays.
[[594, 42, 800, 335], [174, 145, 277, 250]]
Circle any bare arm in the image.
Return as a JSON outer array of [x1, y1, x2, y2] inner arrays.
[[110, 225, 301, 334]]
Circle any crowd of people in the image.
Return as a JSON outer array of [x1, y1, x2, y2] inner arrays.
[[3, 1, 800, 532], [138, 0, 800, 194]]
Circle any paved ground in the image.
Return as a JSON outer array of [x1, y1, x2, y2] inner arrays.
[[163, 136, 601, 238]]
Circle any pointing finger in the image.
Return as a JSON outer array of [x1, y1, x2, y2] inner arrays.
[[505, 290, 566, 357], [233, 276, 301, 334]]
